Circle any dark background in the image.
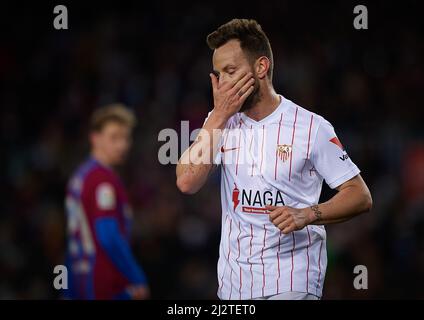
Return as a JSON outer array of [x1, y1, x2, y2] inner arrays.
[[0, 0, 423, 299]]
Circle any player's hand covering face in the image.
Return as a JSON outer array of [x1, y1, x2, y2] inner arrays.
[[209, 70, 255, 119], [210, 39, 260, 118]]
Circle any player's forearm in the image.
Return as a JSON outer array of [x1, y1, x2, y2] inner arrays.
[[95, 218, 147, 285], [176, 110, 227, 194], [307, 176, 373, 225]]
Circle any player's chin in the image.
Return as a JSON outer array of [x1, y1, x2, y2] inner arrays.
[[240, 85, 259, 112], [240, 95, 254, 112], [113, 154, 127, 165]]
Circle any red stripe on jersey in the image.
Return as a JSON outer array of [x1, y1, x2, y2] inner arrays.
[[261, 224, 267, 297], [301, 114, 314, 179], [305, 115, 313, 159], [219, 215, 229, 294], [235, 121, 242, 175], [316, 239, 323, 294], [288, 107, 298, 181], [248, 125, 254, 177], [221, 128, 232, 189], [222, 127, 231, 174], [274, 113, 284, 180], [276, 232, 282, 294], [236, 221, 242, 299], [260, 125, 265, 174], [306, 226, 312, 293], [290, 232, 296, 291], [228, 218, 233, 300], [240, 118, 248, 128], [248, 224, 254, 299]]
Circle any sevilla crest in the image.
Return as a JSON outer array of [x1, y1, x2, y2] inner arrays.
[[277, 144, 292, 162]]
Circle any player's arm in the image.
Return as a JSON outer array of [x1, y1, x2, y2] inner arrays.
[[176, 70, 255, 194], [175, 110, 225, 194], [306, 174, 372, 225], [95, 217, 148, 287], [267, 174, 372, 233], [90, 181, 149, 299]]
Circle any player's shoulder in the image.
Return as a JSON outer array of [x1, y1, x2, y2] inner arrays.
[[68, 159, 96, 194], [71, 158, 118, 191], [85, 163, 117, 188], [283, 97, 327, 126]]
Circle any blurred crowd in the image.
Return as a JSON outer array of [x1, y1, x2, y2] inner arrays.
[[0, 1, 423, 299]]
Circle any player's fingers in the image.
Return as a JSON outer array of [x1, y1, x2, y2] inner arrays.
[[235, 78, 255, 98], [269, 205, 289, 220], [232, 72, 254, 92], [277, 220, 290, 233], [209, 73, 218, 92], [238, 85, 255, 103], [269, 207, 284, 220], [273, 213, 290, 226], [272, 214, 293, 226], [282, 224, 296, 234], [225, 71, 249, 90]]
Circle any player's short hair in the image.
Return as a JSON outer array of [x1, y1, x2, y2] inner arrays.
[[206, 18, 274, 79], [90, 103, 137, 132]]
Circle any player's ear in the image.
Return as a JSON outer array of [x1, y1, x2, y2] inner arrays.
[[255, 56, 270, 80]]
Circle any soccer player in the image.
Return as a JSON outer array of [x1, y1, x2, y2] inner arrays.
[[64, 104, 149, 300], [176, 19, 372, 300]]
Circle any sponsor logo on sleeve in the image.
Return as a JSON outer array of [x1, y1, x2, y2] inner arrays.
[[96, 183, 116, 210], [330, 137, 349, 161]]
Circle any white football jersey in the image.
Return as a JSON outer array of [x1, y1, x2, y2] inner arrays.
[[207, 95, 360, 300]]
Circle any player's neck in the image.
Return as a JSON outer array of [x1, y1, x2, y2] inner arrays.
[[243, 86, 280, 122], [91, 150, 114, 169]]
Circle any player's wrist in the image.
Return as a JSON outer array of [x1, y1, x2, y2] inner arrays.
[[307, 204, 323, 224], [209, 109, 231, 125]]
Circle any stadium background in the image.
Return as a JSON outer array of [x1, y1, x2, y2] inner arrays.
[[0, 1, 423, 299]]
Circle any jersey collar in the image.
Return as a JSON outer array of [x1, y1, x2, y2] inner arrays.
[[240, 94, 286, 126]]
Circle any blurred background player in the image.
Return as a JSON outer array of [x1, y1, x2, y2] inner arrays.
[[64, 104, 149, 300]]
